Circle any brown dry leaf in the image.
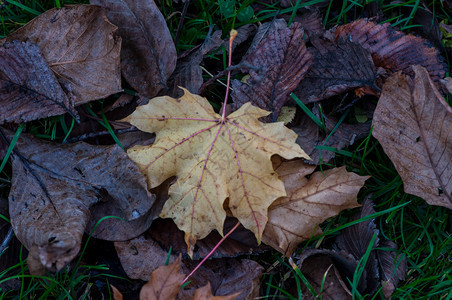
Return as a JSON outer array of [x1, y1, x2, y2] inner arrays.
[[3, 5, 122, 105], [231, 22, 313, 120], [123, 88, 308, 254], [115, 217, 261, 278], [168, 30, 223, 98], [218, 24, 257, 55], [0, 41, 77, 124], [245, 19, 287, 54], [2, 130, 154, 272], [262, 160, 368, 256], [297, 249, 357, 299], [148, 218, 261, 260], [334, 19, 447, 83], [372, 65, 452, 209], [111, 285, 124, 300], [335, 198, 380, 294], [140, 256, 184, 300], [293, 37, 377, 103], [115, 235, 175, 281], [192, 283, 239, 300], [180, 259, 263, 300], [377, 240, 407, 298], [91, 0, 177, 98], [281, 8, 325, 39]]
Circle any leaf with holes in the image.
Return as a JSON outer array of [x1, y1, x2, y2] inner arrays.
[[123, 89, 309, 255]]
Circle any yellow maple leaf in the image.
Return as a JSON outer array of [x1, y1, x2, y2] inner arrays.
[[123, 89, 309, 255]]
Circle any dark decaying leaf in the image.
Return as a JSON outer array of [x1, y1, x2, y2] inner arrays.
[[2, 130, 155, 272], [218, 24, 257, 55], [293, 38, 377, 103], [167, 30, 223, 98], [115, 237, 263, 299], [292, 106, 371, 165], [0, 41, 77, 124], [334, 19, 447, 83], [281, 8, 324, 39], [296, 252, 354, 299], [231, 22, 313, 120], [377, 240, 407, 299], [3, 5, 122, 105], [372, 65, 452, 209], [298, 198, 407, 297], [245, 19, 287, 54], [148, 217, 262, 260], [114, 235, 176, 281], [335, 198, 380, 294], [179, 258, 263, 300], [263, 158, 367, 256], [91, 0, 177, 98]]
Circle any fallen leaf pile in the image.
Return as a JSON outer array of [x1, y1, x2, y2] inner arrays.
[[0, 0, 450, 298]]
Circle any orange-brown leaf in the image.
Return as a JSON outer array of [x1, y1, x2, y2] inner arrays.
[[140, 256, 184, 300], [192, 283, 239, 300], [372, 65, 452, 209], [123, 89, 308, 255]]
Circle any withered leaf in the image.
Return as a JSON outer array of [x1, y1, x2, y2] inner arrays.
[[115, 235, 175, 281], [148, 218, 261, 260], [115, 216, 261, 281], [168, 30, 223, 98], [0, 41, 77, 124], [335, 198, 380, 294], [262, 159, 368, 256], [3, 130, 154, 272], [91, 0, 177, 98], [218, 24, 257, 55], [179, 259, 263, 300], [191, 283, 240, 300], [124, 89, 308, 255], [245, 19, 287, 54], [281, 8, 324, 39], [4, 5, 122, 105], [372, 65, 452, 209], [297, 248, 358, 299], [377, 240, 407, 299], [111, 285, 124, 300], [334, 19, 447, 83], [232, 22, 313, 120], [293, 38, 377, 103], [140, 256, 184, 300]]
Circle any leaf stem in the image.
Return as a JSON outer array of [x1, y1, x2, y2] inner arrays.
[[182, 220, 241, 285], [220, 29, 238, 120]]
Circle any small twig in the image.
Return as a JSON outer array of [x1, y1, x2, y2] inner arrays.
[[174, 0, 191, 47], [0, 227, 14, 254]]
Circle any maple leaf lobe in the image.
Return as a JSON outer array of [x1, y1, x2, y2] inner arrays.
[[124, 88, 309, 254]]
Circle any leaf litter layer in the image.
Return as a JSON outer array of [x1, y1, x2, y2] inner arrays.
[[1, 129, 154, 272], [123, 88, 309, 255]]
